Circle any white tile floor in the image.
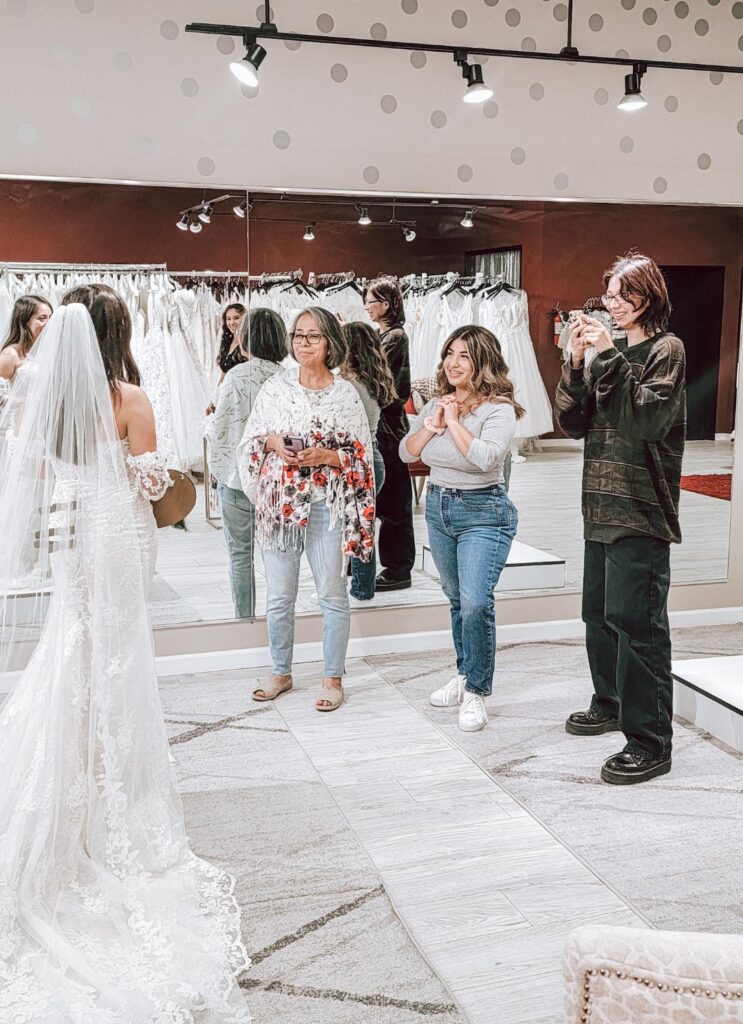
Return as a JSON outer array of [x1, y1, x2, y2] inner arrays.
[[151, 441, 734, 626]]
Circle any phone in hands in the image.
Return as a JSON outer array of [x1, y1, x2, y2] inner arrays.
[[283, 435, 306, 455]]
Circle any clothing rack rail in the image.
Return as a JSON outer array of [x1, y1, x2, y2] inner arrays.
[[0, 261, 168, 273], [167, 269, 303, 282]]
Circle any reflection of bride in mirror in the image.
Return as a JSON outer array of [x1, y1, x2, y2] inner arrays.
[[0, 294, 53, 410], [0, 294, 251, 1018]]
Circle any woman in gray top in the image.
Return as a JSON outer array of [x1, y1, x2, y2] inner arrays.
[[341, 321, 397, 600], [204, 308, 286, 618], [400, 325, 524, 732]]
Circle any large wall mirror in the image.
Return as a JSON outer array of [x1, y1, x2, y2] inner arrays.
[[0, 178, 738, 636]]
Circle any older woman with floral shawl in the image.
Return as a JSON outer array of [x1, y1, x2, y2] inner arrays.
[[239, 306, 375, 712]]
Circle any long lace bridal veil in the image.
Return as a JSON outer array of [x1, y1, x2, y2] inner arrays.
[[0, 305, 250, 1022]]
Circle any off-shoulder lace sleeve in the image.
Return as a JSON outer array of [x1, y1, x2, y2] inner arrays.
[[124, 449, 173, 501]]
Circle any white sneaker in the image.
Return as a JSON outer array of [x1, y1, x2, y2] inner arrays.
[[458, 692, 488, 732], [429, 673, 466, 707]]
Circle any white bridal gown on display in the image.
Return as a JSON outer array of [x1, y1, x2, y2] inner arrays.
[[0, 305, 251, 1022]]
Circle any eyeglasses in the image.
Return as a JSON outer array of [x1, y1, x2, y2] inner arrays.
[[291, 331, 324, 345], [601, 291, 635, 307]]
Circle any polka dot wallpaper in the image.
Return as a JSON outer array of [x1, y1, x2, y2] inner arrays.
[[2, 0, 743, 203]]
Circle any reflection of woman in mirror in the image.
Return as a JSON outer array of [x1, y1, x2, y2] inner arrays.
[[401, 326, 523, 732], [239, 306, 375, 712], [204, 308, 286, 619], [340, 321, 397, 600], [205, 302, 246, 414], [0, 295, 53, 407], [363, 277, 416, 592], [555, 251, 685, 786]]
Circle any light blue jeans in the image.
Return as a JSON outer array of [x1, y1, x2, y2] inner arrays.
[[425, 484, 517, 696], [262, 500, 350, 677], [218, 483, 256, 619]]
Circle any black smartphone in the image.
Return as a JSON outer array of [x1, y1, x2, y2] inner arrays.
[[283, 435, 306, 454]]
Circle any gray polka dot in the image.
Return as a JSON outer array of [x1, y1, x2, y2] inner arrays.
[[664, 95, 679, 112], [529, 83, 545, 100], [451, 9, 467, 28], [642, 8, 657, 25], [593, 88, 609, 106], [521, 37, 537, 51], [483, 100, 499, 118], [381, 95, 398, 113], [17, 123, 38, 145], [160, 20, 179, 40], [734, 1, 743, 16], [74, 0, 94, 12], [457, 164, 474, 183], [657, 35, 672, 53], [739, 35, 743, 51], [480, 55, 490, 64], [363, 165, 380, 185], [180, 78, 199, 98], [7, 0, 28, 15], [401, 0, 418, 12], [484, 0, 499, 5], [653, 177, 668, 195], [506, 8, 521, 26], [674, 1, 688, 16], [217, 36, 235, 55], [553, 4, 568, 22], [410, 51, 426, 68], [697, 152, 712, 170], [708, 0, 720, 6], [197, 157, 215, 177], [709, 72, 724, 85], [71, 97, 91, 118], [554, 173, 569, 191], [510, 147, 526, 165], [273, 130, 291, 150], [113, 50, 132, 71], [695, 19, 709, 35], [330, 63, 348, 83], [134, 135, 154, 156], [431, 109, 447, 128], [284, 40, 302, 51], [621, 0, 636, 9], [241, 83, 259, 98], [737, 119, 743, 135], [370, 22, 388, 40], [317, 14, 334, 32], [615, 49, 630, 58], [589, 13, 604, 31], [619, 136, 634, 154]]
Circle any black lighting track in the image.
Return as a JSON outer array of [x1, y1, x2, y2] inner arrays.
[[185, 3, 743, 79]]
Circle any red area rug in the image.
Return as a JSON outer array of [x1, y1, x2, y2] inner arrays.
[[680, 474, 732, 500]]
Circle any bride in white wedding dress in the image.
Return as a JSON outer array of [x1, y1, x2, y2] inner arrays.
[[0, 289, 251, 1021]]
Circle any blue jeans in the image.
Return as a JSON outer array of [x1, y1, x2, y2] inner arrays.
[[425, 484, 517, 696], [262, 501, 350, 677], [350, 445, 386, 600], [218, 483, 256, 619]]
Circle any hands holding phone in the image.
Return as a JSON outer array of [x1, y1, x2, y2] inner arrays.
[[265, 434, 341, 468], [569, 313, 613, 368]]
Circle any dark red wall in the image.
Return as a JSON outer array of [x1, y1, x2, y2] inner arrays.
[[1, 181, 740, 432]]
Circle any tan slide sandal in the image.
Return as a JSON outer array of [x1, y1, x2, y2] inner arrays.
[[252, 676, 293, 702], [315, 684, 344, 712]]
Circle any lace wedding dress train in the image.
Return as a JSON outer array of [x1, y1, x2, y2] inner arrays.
[[0, 305, 251, 1022]]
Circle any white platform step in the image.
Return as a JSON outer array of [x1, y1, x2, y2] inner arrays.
[[421, 539, 566, 592], [673, 655, 743, 753]]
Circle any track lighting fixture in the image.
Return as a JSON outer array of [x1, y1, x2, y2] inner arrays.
[[188, 219, 203, 233], [460, 210, 474, 229], [402, 226, 416, 242], [233, 199, 249, 218], [618, 63, 648, 112], [229, 38, 267, 87], [198, 203, 214, 224], [176, 214, 189, 231], [454, 52, 492, 105], [358, 208, 371, 226], [303, 223, 315, 241]]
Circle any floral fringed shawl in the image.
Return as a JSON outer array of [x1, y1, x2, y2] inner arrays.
[[238, 366, 376, 562]]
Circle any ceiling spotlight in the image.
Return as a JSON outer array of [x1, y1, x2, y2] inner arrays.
[[358, 207, 372, 226], [176, 214, 189, 231], [618, 63, 648, 112], [229, 40, 267, 88], [189, 219, 202, 234], [463, 64, 493, 104], [403, 226, 416, 242], [233, 199, 249, 218], [460, 210, 474, 228], [303, 223, 315, 241], [198, 203, 213, 224]]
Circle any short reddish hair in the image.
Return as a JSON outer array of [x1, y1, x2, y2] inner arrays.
[[603, 251, 671, 335]]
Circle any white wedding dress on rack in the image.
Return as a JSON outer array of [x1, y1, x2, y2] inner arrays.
[[0, 305, 250, 1022]]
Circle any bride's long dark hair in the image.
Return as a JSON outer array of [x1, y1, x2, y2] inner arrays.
[[61, 284, 141, 390]]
